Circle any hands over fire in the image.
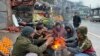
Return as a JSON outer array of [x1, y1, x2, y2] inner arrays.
[[51, 37, 66, 51]]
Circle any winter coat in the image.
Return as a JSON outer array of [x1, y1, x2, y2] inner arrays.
[[33, 33, 47, 46], [64, 23, 81, 54], [67, 26, 96, 56], [64, 24, 78, 47], [73, 15, 81, 28], [77, 26, 96, 56], [12, 36, 47, 56]]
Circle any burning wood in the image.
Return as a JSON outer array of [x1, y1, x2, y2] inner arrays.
[[51, 37, 73, 56], [52, 37, 66, 50]]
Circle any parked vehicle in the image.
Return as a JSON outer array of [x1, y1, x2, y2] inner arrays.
[[90, 16, 100, 22], [90, 8, 100, 22]]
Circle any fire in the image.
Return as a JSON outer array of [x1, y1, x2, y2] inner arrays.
[[52, 37, 66, 50], [0, 37, 13, 56]]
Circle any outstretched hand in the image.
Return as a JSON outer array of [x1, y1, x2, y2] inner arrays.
[[45, 37, 54, 46]]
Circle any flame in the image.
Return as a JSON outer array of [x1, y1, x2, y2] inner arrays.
[[0, 37, 13, 55], [52, 37, 65, 50]]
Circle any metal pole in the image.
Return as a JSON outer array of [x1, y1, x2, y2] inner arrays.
[[54, 51, 57, 56], [54, 50, 62, 56]]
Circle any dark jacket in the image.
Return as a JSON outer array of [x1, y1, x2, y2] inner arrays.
[[33, 33, 46, 46], [64, 24, 81, 54], [73, 15, 81, 27], [65, 24, 78, 47]]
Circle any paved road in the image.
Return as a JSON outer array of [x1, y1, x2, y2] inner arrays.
[[81, 20, 100, 36]]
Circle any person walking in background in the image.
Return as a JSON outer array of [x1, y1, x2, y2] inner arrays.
[[73, 12, 81, 30]]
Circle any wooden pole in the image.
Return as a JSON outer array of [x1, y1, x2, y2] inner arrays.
[[6, 0, 12, 27]]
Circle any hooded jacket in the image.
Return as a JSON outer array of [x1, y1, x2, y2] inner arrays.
[[65, 23, 78, 47], [64, 23, 81, 54]]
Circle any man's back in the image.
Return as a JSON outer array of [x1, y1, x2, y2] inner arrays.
[[12, 36, 30, 56], [73, 15, 81, 24]]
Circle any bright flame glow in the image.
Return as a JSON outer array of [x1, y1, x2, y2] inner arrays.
[[52, 37, 65, 50]]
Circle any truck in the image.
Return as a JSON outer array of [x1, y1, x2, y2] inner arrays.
[[90, 8, 100, 22], [0, 0, 36, 29]]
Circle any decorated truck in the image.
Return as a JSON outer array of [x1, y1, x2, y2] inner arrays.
[[0, 0, 36, 56], [0, 0, 36, 32]]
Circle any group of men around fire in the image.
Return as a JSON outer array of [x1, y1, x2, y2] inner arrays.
[[0, 0, 97, 56], [12, 13, 97, 56]]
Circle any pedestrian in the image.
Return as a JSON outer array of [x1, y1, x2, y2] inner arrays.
[[76, 26, 96, 56], [73, 12, 81, 30], [12, 26, 53, 56]]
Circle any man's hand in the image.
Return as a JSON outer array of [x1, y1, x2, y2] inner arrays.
[[45, 37, 54, 46], [45, 34, 52, 40]]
